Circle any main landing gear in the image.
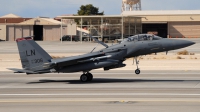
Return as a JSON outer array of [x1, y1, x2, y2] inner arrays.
[[80, 72, 93, 82], [134, 57, 141, 75]]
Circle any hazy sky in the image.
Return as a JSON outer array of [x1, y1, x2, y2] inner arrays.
[[0, 0, 199, 18]]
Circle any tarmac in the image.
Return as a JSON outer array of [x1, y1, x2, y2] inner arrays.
[[0, 39, 200, 112], [0, 71, 200, 112]]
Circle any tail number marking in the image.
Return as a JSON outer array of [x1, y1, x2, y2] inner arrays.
[[31, 58, 43, 64], [26, 50, 35, 56]]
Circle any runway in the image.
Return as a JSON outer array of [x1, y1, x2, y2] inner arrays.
[[0, 70, 200, 112]]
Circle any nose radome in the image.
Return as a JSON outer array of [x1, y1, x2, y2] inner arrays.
[[173, 39, 195, 49], [181, 40, 195, 46], [188, 41, 195, 46]]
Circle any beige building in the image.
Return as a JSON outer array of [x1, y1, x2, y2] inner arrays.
[[0, 14, 31, 41], [6, 17, 66, 41], [122, 10, 200, 38], [0, 25, 6, 40], [0, 14, 66, 41]]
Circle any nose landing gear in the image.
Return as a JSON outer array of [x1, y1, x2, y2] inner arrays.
[[80, 72, 93, 82], [134, 57, 141, 75], [135, 69, 140, 74]]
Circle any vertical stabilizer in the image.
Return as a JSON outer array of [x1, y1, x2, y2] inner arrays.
[[16, 37, 52, 72]]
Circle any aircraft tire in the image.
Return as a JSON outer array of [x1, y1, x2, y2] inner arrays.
[[80, 74, 88, 82], [87, 73, 93, 81], [135, 69, 140, 75]]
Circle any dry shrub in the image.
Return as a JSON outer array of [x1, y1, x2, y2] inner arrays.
[[190, 53, 195, 55], [149, 53, 155, 55], [177, 50, 189, 55], [161, 57, 166, 59], [51, 56, 65, 59], [152, 56, 166, 60], [177, 56, 182, 59]]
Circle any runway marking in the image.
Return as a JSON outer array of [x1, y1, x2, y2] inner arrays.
[[86, 73, 200, 75], [195, 82, 200, 88], [1, 93, 200, 96], [1, 98, 200, 103], [1, 72, 200, 75]]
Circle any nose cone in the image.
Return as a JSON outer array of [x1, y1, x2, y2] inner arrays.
[[173, 39, 195, 50]]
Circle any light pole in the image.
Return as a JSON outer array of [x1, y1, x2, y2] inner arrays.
[[61, 19, 63, 43], [70, 20, 73, 42]]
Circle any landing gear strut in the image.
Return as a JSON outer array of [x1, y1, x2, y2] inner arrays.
[[80, 72, 93, 82], [134, 57, 141, 75]]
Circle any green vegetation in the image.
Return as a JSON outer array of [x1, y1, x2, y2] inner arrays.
[[75, 4, 104, 25], [77, 4, 104, 15]]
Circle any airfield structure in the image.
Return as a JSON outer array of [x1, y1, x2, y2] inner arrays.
[[122, 0, 142, 12], [58, 15, 142, 42]]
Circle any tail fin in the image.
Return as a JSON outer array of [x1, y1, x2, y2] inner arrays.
[[16, 36, 52, 72]]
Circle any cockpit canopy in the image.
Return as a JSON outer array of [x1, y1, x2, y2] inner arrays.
[[121, 34, 162, 43]]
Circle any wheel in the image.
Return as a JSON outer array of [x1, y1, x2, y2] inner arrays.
[[87, 73, 93, 81], [80, 74, 88, 82], [135, 69, 140, 75]]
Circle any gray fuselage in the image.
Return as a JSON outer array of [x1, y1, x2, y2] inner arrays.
[[59, 34, 195, 73]]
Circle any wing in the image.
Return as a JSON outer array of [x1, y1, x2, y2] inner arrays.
[[50, 52, 106, 67], [7, 68, 52, 74], [48, 48, 127, 69]]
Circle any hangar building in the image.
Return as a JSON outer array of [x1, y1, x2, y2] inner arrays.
[[122, 10, 200, 38], [0, 14, 66, 41], [0, 14, 31, 41], [59, 10, 200, 42], [10, 17, 66, 41]]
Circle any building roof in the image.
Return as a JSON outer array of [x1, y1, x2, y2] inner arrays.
[[41, 18, 62, 24], [122, 10, 200, 16], [18, 17, 64, 25], [58, 15, 141, 19], [55, 14, 74, 19], [0, 13, 21, 18]]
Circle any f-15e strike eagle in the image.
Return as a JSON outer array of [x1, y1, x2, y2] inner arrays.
[[8, 34, 195, 82]]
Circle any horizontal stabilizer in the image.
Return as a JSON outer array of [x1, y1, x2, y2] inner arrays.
[[7, 68, 38, 74]]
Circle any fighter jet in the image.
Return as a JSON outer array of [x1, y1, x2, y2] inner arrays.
[[8, 34, 195, 82]]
